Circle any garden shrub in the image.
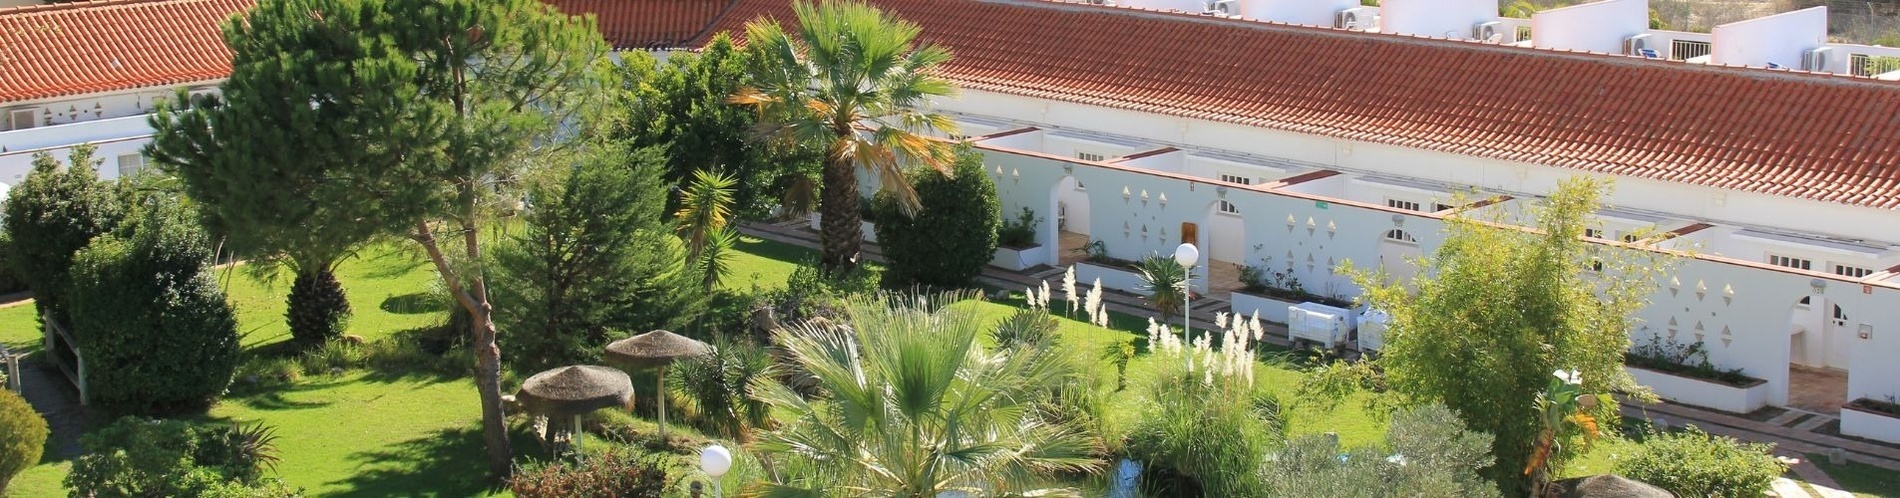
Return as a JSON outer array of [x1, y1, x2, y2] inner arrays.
[[66, 204, 239, 416], [997, 206, 1040, 248], [1260, 404, 1498, 498], [2, 145, 125, 321], [871, 146, 999, 287], [670, 339, 777, 441], [509, 450, 669, 498], [0, 232, 29, 295], [0, 389, 47, 495], [492, 145, 705, 373], [992, 308, 1059, 350], [1613, 425, 1786, 498], [66, 417, 289, 497], [1136, 254, 1189, 316], [1127, 361, 1285, 496]]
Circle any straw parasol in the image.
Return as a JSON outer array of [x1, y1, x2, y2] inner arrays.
[[604, 330, 712, 442], [515, 365, 634, 452]]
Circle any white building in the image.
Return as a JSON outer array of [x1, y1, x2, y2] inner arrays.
[[10, 0, 1900, 440]]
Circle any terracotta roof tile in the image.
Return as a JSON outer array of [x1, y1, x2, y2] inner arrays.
[[0, 0, 250, 102], [544, 0, 726, 50], [669, 0, 1900, 210]]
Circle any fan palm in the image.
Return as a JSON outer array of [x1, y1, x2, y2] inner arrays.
[[730, 0, 960, 277], [748, 292, 1104, 496]]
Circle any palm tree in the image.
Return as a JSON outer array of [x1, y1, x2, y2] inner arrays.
[[748, 292, 1104, 496], [730, 0, 960, 277], [676, 169, 739, 290]]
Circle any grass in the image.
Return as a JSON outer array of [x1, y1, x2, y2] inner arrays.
[[1808, 453, 1900, 498]]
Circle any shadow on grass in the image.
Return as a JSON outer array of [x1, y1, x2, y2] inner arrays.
[[734, 235, 819, 265], [326, 425, 512, 497], [227, 377, 357, 411], [380, 292, 448, 315], [352, 246, 433, 280]]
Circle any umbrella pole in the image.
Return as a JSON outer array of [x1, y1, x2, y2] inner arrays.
[[658, 364, 668, 444]]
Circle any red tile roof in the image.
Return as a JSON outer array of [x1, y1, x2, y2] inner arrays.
[[545, 0, 727, 50], [0, 0, 251, 103], [676, 0, 1900, 210]]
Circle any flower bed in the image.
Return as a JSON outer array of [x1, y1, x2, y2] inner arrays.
[[1841, 398, 1900, 444], [1074, 260, 1148, 296], [1625, 365, 1769, 414]]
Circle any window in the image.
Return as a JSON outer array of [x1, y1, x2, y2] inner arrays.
[[1384, 229, 1416, 244], [1076, 152, 1105, 162], [1386, 199, 1421, 212], [6, 109, 33, 131], [1218, 174, 1252, 214], [1767, 254, 1812, 271], [117, 154, 144, 177], [1833, 305, 1849, 327], [1584, 229, 1604, 239], [1833, 264, 1874, 279]]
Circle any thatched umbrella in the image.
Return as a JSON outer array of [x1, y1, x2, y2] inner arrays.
[[604, 329, 712, 441], [515, 365, 634, 452]]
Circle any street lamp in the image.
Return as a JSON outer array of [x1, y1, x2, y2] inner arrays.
[[701, 444, 732, 498], [1173, 243, 1199, 343]]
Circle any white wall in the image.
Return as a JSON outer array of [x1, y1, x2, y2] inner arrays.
[[1378, 0, 1495, 39], [1239, 0, 1358, 27], [1532, 0, 1650, 53], [1115, 150, 1185, 173], [1711, 7, 1828, 68]]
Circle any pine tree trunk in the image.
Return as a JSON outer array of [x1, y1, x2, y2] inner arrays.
[[818, 156, 862, 276], [413, 221, 512, 479], [287, 267, 350, 346]]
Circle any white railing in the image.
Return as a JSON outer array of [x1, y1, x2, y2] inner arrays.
[[1830, 43, 1900, 77], [1, 343, 17, 393], [1642, 29, 1713, 60]]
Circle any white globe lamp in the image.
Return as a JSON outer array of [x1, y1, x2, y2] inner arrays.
[[700, 444, 733, 497]]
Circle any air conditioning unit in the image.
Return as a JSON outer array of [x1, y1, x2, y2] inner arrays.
[[1622, 34, 1652, 55], [1803, 47, 1834, 72], [1471, 21, 1503, 43], [1204, 0, 1237, 17], [1335, 7, 1373, 30], [1088, 0, 1115, 5]]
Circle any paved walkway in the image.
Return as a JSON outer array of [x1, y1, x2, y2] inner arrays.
[[741, 221, 1888, 497], [15, 356, 87, 459]]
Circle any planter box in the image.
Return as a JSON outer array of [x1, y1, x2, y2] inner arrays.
[[1841, 401, 1900, 444], [806, 213, 878, 242], [1074, 261, 1149, 296], [1230, 291, 1301, 324], [1625, 365, 1769, 414], [990, 244, 1048, 271]]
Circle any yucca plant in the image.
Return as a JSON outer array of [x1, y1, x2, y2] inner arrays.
[[676, 169, 739, 291], [1138, 255, 1190, 316], [749, 292, 1105, 496]]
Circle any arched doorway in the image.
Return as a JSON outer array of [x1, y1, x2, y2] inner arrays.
[[1050, 176, 1091, 266], [1378, 229, 1423, 287], [1197, 200, 1245, 297]]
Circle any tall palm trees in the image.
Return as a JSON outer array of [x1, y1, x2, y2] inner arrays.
[[730, 0, 960, 277], [750, 293, 1104, 496]]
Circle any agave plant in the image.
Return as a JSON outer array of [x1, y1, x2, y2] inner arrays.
[[749, 292, 1104, 496], [1138, 255, 1190, 316]]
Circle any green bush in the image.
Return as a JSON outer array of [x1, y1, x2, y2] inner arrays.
[[1260, 404, 1498, 498], [997, 206, 1040, 248], [0, 389, 47, 495], [1128, 362, 1285, 496], [492, 145, 705, 373], [871, 146, 999, 287], [0, 232, 30, 295], [509, 450, 669, 498], [1613, 425, 1786, 498], [670, 339, 777, 441], [66, 417, 290, 497], [992, 308, 1059, 350], [66, 204, 239, 416], [2, 145, 125, 322]]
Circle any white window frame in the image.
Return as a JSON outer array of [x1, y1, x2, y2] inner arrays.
[[1386, 199, 1421, 212], [1832, 263, 1874, 279], [1383, 229, 1417, 245], [1767, 253, 1812, 271], [1218, 174, 1252, 215], [1076, 152, 1106, 162], [7, 109, 34, 131], [117, 154, 144, 177]]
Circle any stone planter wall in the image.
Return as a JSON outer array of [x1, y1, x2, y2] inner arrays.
[[990, 244, 1048, 271], [1841, 402, 1900, 444], [1626, 365, 1770, 414], [1075, 261, 1148, 296], [1229, 291, 1301, 324], [806, 214, 878, 242]]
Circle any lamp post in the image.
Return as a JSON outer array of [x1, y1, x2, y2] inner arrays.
[[701, 444, 733, 498], [1173, 243, 1199, 344]]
